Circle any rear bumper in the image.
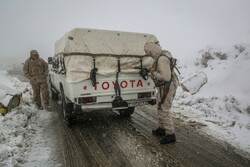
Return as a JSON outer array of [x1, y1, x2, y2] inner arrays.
[[80, 98, 156, 111]]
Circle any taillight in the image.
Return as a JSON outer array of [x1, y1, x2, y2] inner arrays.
[[79, 97, 96, 104], [138, 92, 151, 98]]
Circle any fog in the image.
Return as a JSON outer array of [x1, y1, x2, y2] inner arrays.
[[1, 0, 250, 64]]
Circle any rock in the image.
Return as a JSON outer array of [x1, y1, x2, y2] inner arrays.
[[245, 123, 250, 130], [15, 135, 24, 147]]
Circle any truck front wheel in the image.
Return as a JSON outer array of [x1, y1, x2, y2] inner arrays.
[[60, 87, 74, 126], [51, 89, 59, 100], [49, 78, 59, 100]]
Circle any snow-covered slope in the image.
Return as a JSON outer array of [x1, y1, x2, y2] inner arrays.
[[175, 43, 250, 155]]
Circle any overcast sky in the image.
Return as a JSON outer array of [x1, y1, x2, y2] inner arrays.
[[1, 0, 250, 63]]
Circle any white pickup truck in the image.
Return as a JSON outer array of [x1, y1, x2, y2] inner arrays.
[[49, 28, 157, 125]]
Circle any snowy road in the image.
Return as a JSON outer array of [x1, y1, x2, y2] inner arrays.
[[5, 68, 250, 167], [51, 101, 250, 167]]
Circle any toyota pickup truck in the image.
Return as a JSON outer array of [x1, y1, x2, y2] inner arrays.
[[49, 28, 157, 125]]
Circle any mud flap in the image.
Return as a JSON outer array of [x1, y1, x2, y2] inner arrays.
[[112, 96, 128, 110]]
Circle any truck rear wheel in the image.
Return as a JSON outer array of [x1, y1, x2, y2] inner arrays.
[[60, 87, 74, 126], [119, 107, 135, 117], [51, 89, 59, 100]]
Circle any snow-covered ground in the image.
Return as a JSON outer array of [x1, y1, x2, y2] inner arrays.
[[0, 70, 63, 166], [0, 43, 250, 166], [174, 43, 250, 156]]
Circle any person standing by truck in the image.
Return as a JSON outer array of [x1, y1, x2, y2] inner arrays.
[[23, 50, 50, 110], [144, 42, 179, 144]]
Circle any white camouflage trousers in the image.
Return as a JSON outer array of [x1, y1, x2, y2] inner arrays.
[[156, 76, 178, 135]]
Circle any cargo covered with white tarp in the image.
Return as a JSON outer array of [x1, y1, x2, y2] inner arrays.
[[54, 28, 158, 83]]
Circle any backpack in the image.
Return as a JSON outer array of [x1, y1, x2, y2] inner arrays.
[[156, 54, 180, 77], [155, 54, 180, 105]]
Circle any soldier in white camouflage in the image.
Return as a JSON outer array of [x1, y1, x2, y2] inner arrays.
[[23, 50, 50, 110], [144, 42, 179, 144]]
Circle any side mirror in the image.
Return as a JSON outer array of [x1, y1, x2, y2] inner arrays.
[[48, 57, 53, 64]]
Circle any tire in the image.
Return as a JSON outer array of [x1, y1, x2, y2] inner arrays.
[[49, 78, 59, 100], [51, 89, 59, 100], [60, 86, 74, 126], [119, 107, 135, 117]]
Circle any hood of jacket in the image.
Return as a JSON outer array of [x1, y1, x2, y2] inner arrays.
[[30, 50, 39, 60], [144, 42, 162, 60]]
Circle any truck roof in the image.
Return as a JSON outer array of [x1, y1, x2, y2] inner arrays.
[[55, 28, 158, 57]]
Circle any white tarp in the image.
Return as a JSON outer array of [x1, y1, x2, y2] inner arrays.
[[55, 28, 158, 56], [55, 28, 159, 83], [64, 55, 154, 83]]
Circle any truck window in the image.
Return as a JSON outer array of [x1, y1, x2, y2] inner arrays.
[[58, 55, 66, 75]]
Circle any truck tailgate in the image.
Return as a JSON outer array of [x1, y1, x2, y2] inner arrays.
[[74, 74, 155, 98]]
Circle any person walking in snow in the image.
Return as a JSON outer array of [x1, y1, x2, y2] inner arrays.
[[23, 50, 50, 110], [144, 42, 179, 144]]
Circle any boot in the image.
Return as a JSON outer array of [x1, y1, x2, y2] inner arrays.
[[38, 106, 44, 110], [45, 105, 52, 111], [152, 127, 166, 136], [160, 134, 176, 144]]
